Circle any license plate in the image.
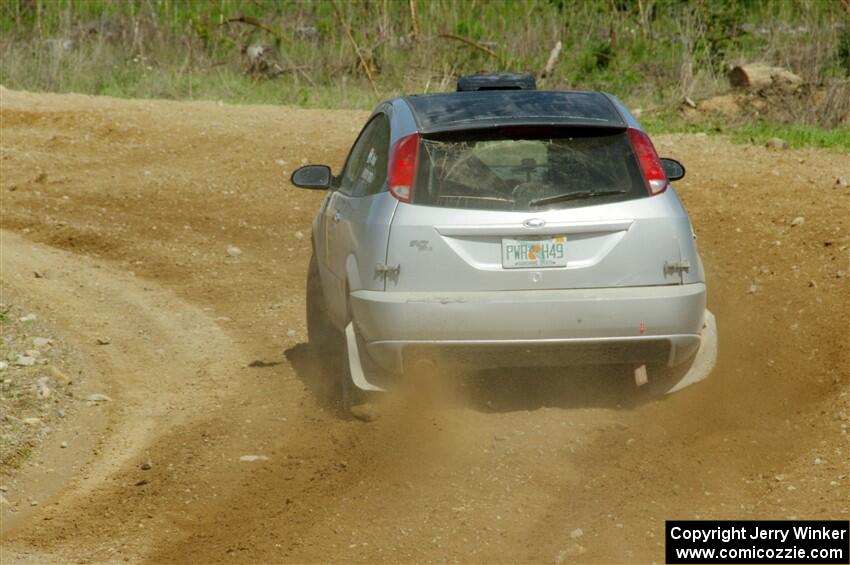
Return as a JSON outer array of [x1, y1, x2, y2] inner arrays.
[[501, 236, 567, 269]]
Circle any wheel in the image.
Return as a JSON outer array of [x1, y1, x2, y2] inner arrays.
[[306, 255, 374, 413], [306, 252, 337, 356], [640, 357, 696, 398], [641, 310, 718, 398]]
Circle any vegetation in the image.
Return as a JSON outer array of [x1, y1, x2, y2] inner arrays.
[[645, 117, 850, 151], [1, 0, 848, 148]]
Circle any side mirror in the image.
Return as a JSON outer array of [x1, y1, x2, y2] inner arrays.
[[291, 165, 332, 189], [660, 158, 685, 181]]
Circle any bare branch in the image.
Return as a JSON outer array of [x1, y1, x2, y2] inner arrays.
[[409, 0, 420, 44], [222, 15, 281, 43], [540, 40, 562, 82], [330, 0, 379, 95], [437, 33, 497, 58]]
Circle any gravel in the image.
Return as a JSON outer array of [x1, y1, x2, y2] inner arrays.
[[1, 302, 80, 473]]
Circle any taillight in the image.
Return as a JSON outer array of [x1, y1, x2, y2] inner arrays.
[[627, 128, 668, 196], [388, 133, 419, 203]]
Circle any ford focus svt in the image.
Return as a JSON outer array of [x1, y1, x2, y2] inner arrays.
[[290, 72, 717, 408]]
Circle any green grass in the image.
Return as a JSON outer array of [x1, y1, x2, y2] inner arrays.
[[728, 122, 850, 152], [644, 117, 850, 152], [6, 445, 32, 469]]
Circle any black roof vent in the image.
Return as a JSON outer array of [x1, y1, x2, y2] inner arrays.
[[456, 72, 537, 92]]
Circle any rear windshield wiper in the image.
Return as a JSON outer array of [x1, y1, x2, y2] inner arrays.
[[529, 189, 629, 207]]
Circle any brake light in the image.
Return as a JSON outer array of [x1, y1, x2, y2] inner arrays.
[[627, 128, 668, 195], [388, 133, 419, 202]]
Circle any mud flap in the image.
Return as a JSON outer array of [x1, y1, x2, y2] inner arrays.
[[345, 322, 386, 392], [666, 309, 718, 394]]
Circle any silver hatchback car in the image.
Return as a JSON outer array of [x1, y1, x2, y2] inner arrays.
[[292, 73, 716, 408]]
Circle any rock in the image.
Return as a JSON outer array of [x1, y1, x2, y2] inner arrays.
[[0, 495, 8, 506], [814, 457, 823, 465], [14, 355, 36, 367], [32, 337, 52, 348], [19, 313, 37, 322], [837, 176, 849, 188], [23, 417, 42, 425], [286, 329, 297, 338], [790, 216, 805, 227], [0, 361, 8, 371], [141, 460, 153, 470], [0, 485, 7, 492], [556, 544, 587, 561], [96, 337, 111, 345], [570, 528, 584, 539], [294, 231, 304, 240], [30, 500, 38, 507], [60, 441, 68, 449], [35, 381, 51, 399], [349, 403, 380, 422], [25, 349, 41, 358], [49, 366, 68, 381], [58, 409, 66, 418], [33, 270, 46, 278], [766, 137, 787, 150], [226, 245, 242, 258], [86, 393, 112, 402], [239, 455, 269, 462]]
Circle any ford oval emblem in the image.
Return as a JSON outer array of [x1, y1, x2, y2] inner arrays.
[[523, 218, 546, 228]]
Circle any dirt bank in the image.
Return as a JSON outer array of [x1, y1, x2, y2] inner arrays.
[[0, 88, 847, 563]]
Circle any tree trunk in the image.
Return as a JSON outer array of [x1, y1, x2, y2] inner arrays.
[[728, 64, 803, 93]]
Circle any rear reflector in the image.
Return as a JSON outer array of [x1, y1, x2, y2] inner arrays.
[[388, 133, 419, 202], [627, 128, 668, 195]]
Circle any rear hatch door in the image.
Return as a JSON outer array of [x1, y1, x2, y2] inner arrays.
[[385, 127, 685, 292]]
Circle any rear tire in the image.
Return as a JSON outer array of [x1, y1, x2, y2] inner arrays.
[[306, 253, 336, 357], [306, 255, 372, 413], [307, 252, 347, 408], [639, 310, 717, 398], [641, 357, 696, 397]]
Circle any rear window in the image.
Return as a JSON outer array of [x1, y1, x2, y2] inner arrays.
[[413, 128, 647, 211]]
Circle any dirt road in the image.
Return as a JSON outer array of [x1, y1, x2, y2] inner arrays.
[[1, 88, 847, 563]]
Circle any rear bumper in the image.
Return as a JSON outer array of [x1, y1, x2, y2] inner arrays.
[[350, 284, 706, 374]]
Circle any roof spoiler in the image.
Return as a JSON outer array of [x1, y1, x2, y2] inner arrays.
[[456, 72, 537, 92]]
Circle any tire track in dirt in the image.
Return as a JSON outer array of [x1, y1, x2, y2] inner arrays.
[[0, 230, 251, 560], [0, 88, 847, 563]]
